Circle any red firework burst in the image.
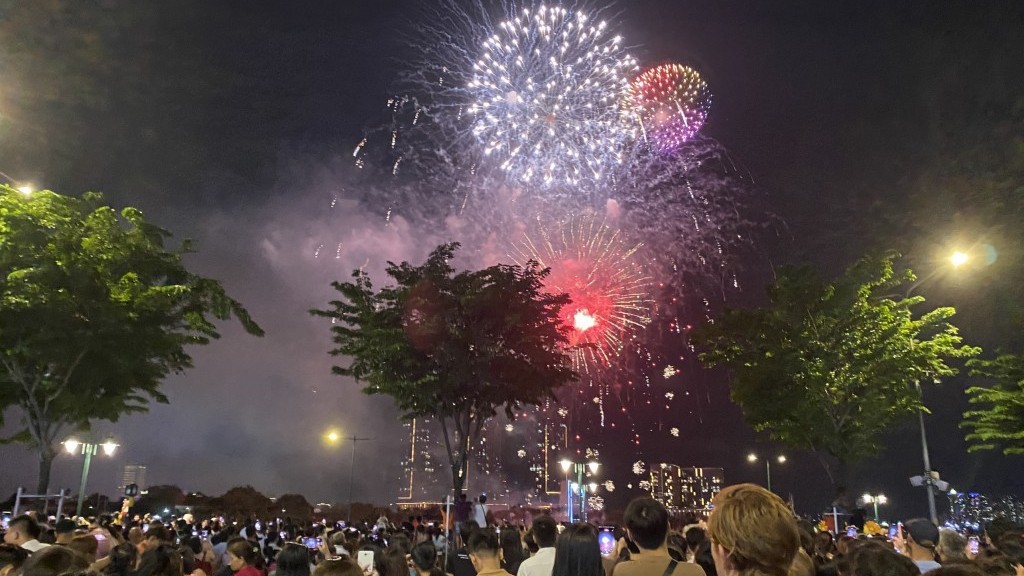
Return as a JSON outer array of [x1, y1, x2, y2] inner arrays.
[[510, 216, 652, 369]]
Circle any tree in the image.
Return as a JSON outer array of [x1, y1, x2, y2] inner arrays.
[[693, 253, 978, 498], [962, 354, 1024, 455], [275, 493, 314, 520], [0, 187, 263, 492], [133, 485, 186, 515], [212, 486, 272, 518], [312, 243, 577, 496]]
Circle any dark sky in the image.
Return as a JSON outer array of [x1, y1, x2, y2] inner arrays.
[[1, 0, 1022, 519]]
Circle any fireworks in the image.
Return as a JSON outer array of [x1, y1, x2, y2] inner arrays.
[[510, 215, 653, 369], [626, 64, 711, 152], [467, 5, 639, 191]]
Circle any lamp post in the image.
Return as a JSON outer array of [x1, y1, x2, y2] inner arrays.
[[325, 429, 371, 524], [559, 458, 600, 522], [904, 250, 969, 525], [861, 493, 887, 521], [63, 437, 118, 517], [747, 453, 785, 493]]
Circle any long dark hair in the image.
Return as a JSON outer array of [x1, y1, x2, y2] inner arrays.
[[500, 529, 526, 575], [275, 543, 312, 576], [552, 524, 603, 576]]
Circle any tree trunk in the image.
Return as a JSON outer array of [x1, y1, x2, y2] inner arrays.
[[37, 450, 55, 494]]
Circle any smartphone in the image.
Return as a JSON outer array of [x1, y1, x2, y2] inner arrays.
[[846, 526, 857, 537], [888, 526, 898, 539], [255, 521, 262, 532], [303, 537, 320, 549], [968, 536, 980, 555], [598, 528, 615, 556], [1, 513, 11, 530], [358, 550, 375, 572], [280, 531, 288, 540]]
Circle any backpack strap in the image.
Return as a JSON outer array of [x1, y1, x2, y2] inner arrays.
[[662, 560, 679, 576]]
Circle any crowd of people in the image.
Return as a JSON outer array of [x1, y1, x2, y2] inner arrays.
[[1, 484, 1022, 576]]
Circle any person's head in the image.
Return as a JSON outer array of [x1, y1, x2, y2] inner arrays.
[[460, 520, 480, 546], [54, 519, 78, 544], [706, 483, 799, 576], [848, 544, 918, 576], [314, 557, 362, 576], [0, 544, 29, 576], [275, 543, 312, 576], [903, 518, 939, 558], [479, 495, 487, 505], [623, 497, 670, 551], [936, 529, 968, 563], [227, 537, 264, 571], [467, 530, 501, 571], [411, 541, 442, 576], [135, 544, 184, 576], [3, 515, 42, 547], [552, 524, 603, 576], [144, 526, 172, 551], [387, 533, 412, 556], [686, 527, 708, 552], [376, 548, 408, 576], [67, 535, 99, 563], [21, 545, 89, 576], [128, 527, 145, 546], [531, 516, 557, 549], [106, 542, 138, 576]]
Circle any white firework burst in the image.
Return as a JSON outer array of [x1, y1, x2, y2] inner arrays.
[[466, 4, 639, 191]]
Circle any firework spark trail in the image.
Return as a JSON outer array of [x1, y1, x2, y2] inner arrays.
[[510, 214, 653, 370]]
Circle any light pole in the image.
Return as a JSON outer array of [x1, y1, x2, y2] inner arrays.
[[63, 437, 118, 517], [325, 429, 371, 524], [560, 458, 599, 522], [904, 250, 969, 525], [861, 493, 887, 521], [747, 453, 785, 493]]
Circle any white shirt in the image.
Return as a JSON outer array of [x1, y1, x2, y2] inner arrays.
[[517, 547, 555, 576], [473, 503, 487, 527], [21, 539, 50, 553]]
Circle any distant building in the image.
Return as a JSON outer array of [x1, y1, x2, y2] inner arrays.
[[650, 465, 724, 513], [119, 464, 147, 495], [948, 491, 1024, 528]]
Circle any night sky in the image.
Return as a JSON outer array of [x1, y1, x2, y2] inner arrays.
[[1, 0, 1022, 519]]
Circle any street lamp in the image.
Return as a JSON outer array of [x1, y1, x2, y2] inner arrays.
[[63, 436, 118, 517], [560, 458, 599, 522], [324, 429, 371, 524], [747, 453, 785, 493], [861, 493, 887, 521], [904, 250, 970, 525]]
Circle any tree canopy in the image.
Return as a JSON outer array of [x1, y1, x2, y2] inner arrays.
[[962, 354, 1024, 455], [693, 253, 979, 497], [0, 186, 263, 492], [312, 243, 577, 496]]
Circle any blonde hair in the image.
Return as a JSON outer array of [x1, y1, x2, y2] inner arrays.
[[707, 484, 799, 576]]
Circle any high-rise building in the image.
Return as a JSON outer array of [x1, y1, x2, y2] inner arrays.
[[650, 465, 724, 513], [119, 464, 147, 495]]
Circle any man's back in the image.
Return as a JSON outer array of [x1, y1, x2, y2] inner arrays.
[[448, 547, 477, 576], [517, 547, 556, 576], [613, 555, 706, 576]]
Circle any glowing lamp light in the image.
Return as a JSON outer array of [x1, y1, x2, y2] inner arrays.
[[101, 438, 119, 456], [16, 185, 33, 196], [589, 482, 599, 493], [747, 453, 757, 462], [587, 461, 600, 474], [777, 455, 787, 464], [950, 251, 969, 268], [64, 438, 81, 455], [573, 310, 597, 332], [325, 429, 340, 443]]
